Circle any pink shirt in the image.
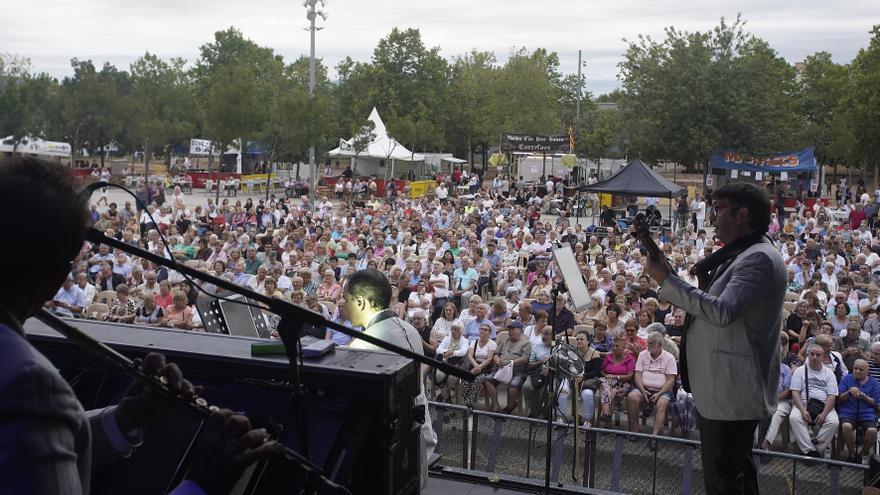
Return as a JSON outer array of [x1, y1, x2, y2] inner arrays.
[[636, 350, 677, 391], [603, 353, 635, 376]]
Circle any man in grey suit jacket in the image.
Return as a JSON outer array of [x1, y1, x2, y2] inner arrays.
[[647, 182, 784, 495], [0, 156, 275, 495]]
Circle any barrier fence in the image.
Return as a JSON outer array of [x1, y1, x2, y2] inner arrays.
[[428, 402, 868, 495]]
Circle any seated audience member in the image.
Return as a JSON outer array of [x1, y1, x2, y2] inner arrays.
[[522, 326, 554, 418], [589, 321, 613, 356], [834, 320, 871, 370], [627, 332, 677, 442], [106, 284, 137, 323], [789, 345, 840, 457], [135, 293, 164, 325], [489, 321, 532, 414], [597, 336, 636, 422], [155, 279, 174, 309], [550, 292, 576, 336], [48, 275, 86, 318], [461, 323, 497, 408], [761, 332, 794, 451], [623, 319, 647, 358], [159, 290, 194, 330], [557, 330, 603, 427], [432, 322, 469, 402], [837, 359, 880, 463]]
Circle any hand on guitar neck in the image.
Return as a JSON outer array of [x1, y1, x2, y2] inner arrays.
[[632, 214, 673, 284]]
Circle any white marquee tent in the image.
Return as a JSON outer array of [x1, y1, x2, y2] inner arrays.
[[327, 107, 424, 177]]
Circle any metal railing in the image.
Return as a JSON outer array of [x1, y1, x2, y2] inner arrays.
[[428, 402, 868, 495]]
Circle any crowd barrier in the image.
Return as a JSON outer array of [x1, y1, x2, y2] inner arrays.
[[428, 402, 868, 495]]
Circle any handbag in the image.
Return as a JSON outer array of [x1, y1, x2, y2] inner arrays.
[[804, 367, 825, 424], [493, 362, 514, 384]]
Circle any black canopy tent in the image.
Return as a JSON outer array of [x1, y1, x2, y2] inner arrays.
[[579, 159, 684, 223]]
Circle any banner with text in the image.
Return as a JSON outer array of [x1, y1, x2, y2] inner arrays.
[[710, 147, 816, 173], [189, 139, 213, 156], [501, 133, 569, 154]]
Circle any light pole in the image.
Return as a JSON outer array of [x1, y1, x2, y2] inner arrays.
[[304, 0, 327, 210]]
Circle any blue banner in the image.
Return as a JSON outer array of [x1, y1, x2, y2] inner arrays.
[[710, 147, 816, 173]]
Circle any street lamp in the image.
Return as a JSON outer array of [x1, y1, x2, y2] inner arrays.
[[304, 0, 328, 210]]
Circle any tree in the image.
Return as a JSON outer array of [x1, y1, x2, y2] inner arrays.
[[0, 55, 60, 152], [193, 27, 286, 174], [491, 48, 563, 135], [844, 25, 880, 172], [445, 50, 499, 159], [618, 16, 802, 170], [201, 63, 263, 164], [126, 53, 195, 173], [60, 60, 128, 166]]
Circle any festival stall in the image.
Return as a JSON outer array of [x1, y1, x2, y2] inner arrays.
[[709, 147, 820, 208]]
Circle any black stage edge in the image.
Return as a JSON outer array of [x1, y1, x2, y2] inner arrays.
[[428, 467, 625, 495]]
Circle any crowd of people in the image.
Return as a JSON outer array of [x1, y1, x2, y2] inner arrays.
[[48, 166, 880, 465]]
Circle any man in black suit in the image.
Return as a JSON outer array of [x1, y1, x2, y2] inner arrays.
[[94, 262, 126, 291]]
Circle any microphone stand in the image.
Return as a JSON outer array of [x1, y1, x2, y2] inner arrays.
[[83, 227, 473, 487]]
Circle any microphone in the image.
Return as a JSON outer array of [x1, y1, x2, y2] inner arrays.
[[79, 181, 109, 203]]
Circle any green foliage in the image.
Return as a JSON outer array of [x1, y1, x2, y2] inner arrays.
[[619, 16, 803, 168], [4, 21, 879, 171], [60, 59, 129, 162], [125, 53, 195, 164], [844, 25, 880, 168]]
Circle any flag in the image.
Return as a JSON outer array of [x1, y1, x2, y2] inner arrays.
[[568, 126, 575, 154]]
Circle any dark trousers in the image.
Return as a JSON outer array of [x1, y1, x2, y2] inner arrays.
[[699, 417, 760, 495]]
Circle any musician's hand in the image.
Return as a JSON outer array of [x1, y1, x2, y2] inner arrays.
[[645, 251, 672, 284], [115, 352, 201, 434], [185, 409, 278, 495]]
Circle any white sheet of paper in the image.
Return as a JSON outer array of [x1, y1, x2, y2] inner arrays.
[[731, 169, 739, 179], [781, 172, 789, 181], [756, 172, 763, 181]]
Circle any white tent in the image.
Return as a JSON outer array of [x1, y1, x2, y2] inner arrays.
[[1, 135, 71, 158], [328, 108, 424, 177]]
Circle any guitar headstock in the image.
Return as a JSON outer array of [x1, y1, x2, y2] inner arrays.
[[632, 213, 651, 243], [632, 213, 661, 262]]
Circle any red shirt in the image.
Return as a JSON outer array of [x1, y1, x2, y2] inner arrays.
[[850, 210, 867, 230]]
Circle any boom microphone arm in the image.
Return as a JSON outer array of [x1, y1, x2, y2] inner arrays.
[[85, 227, 473, 381]]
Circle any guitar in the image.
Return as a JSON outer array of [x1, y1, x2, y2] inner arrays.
[[631, 214, 707, 288]]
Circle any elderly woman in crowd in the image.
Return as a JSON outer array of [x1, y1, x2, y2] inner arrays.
[[597, 336, 635, 423], [460, 323, 497, 408], [106, 284, 137, 323], [135, 293, 164, 326], [160, 290, 194, 330], [432, 321, 469, 403]]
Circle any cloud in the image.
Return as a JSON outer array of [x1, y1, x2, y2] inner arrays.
[[3, 0, 876, 96]]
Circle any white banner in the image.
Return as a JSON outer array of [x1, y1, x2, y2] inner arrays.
[[189, 139, 213, 156]]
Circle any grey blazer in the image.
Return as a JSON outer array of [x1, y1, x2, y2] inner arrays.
[[0, 310, 124, 495], [660, 240, 785, 421]]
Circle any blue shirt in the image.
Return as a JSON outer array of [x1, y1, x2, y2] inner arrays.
[[778, 363, 792, 393], [530, 340, 552, 362], [837, 373, 880, 422], [452, 267, 479, 291], [464, 318, 495, 342]]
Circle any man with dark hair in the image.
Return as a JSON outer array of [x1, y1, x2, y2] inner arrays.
[[0, 157, 274, 494], [647, 181, 785, 495], [344, 269, 435, 489]]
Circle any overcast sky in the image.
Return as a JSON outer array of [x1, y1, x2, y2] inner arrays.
[[4, 0, 878, 95]]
